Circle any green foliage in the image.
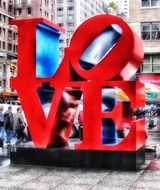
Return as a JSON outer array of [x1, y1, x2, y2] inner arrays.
[[108, 2, 118, 11]]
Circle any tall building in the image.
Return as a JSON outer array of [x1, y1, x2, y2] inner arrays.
[[0, 0, 17, 100], [0, 0, 56, 101], [117, 0, 129, 19], [128, 0, 160, 73], [54, 0, 105, 59], [14, 0, 55, 21]]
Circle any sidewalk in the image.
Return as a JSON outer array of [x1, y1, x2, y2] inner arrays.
[[0, 159, 160, 190], [1, 140, 160, 189]]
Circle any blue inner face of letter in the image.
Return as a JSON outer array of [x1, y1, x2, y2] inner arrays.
[[80, 24, 122, 70], [36, 23, 61, 78]]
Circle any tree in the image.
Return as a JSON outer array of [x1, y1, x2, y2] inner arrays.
[[108, 2, 118, 11]]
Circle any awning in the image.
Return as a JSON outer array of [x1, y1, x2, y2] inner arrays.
[[1, 91, 11, 96]]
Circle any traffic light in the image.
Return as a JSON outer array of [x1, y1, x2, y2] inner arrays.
[[10, 64, 15, 73]]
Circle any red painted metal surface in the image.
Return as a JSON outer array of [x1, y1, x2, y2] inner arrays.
[[10, 15, 146, 150]]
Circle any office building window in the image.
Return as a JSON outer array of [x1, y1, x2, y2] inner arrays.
[[67, 0, 74, 2], [3, 28, 5, 37], [16, 8, 22, 16], [67, 6, 74, 11], [8, 43, 12, 51], [13, 33, 16, 40], [67, 22, 74, 27], [141, 54, 160, 72], [3, 2, 6, 9], [58, 23, 63, 27], [141, 22, 160, 40], [57, 7, 63, 11], [16, 0, 22, 3], [57, 15, 63, 21], [57, 0, 63, 2], [3, 15, 6, 23], [8, 30, 12, 38], [3, 41, 5, 49], [141, 0, 160, 7], [68, 14, 74, 20], [27, 7, 31, 15], [8, 4, 12, 13]]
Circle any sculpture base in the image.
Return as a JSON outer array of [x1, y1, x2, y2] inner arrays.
[[10, 146, 145, 171]]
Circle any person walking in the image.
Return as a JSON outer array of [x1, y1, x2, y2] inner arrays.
[[14, 107, 27, 146], [0, 105, 4, 147], [3, 106, 15, 146]]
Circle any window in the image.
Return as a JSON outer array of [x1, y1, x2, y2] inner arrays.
[[141, 0, 160, 7], [57, 0, 63, 3], [3, 15, 6, 23], [57, 15, 63, 21], [58, 23, 64, 27], [67, 22, 74, 27], [13, 45, 17, 53], [8, 5, 12, 12], [67, 6, 74, 11], [8, 43, 12, 51], [8, 30, 12, 38], [3, 41, 5, 49], [13, 33, 16, 40], [27, 7, 31, 15], [16, 8, 22, 16], [3, 28, 5, 37], [141, 22, 160, 40], [16, 0, 22, 3], [68, 14, 74, 20], [57, 7, 63, 11], [3, 2, 6, 9], [67, 0, 74, 2], [140, 54, 160, 73], [51, 15, 53, 21]]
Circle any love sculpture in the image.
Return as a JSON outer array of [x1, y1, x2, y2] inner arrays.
[[10, 15, 146, 169]]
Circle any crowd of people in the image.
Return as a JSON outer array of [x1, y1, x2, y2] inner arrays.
[[0, 105, 30, 148]]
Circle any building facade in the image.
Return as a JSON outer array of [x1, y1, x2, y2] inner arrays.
[[0, 0, 17, 100], [128, 0, 160, 73], [117, 0, 129, 19], [0, 0, 56, 101], [105, 0, 129, 19], [14, 0, 55, 21], [54, 0, 105, 59]]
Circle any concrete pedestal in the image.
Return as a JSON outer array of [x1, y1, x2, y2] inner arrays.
[[10, 146, 145, 171]]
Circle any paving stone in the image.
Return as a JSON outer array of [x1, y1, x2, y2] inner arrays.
[[130, 188, 157, 190], [64, 176, 102, 185], [0, 178, 24, 188], [132, 180, 160, 189], [49, 184, 92, 190], [91, 184, 127, 190]]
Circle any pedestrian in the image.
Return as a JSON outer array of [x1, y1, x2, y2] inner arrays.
[[14, 107, 28, 146], [3, 106, 15, 146], [0, 105, 4, 147], [78, 110, 83, 140]]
